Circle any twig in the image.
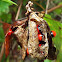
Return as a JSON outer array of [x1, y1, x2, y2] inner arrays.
[[0, 43, 4, 62], [15, 0, 23, 20], [10, 0, 23, 59], [34, 2, 45, 10], [12, 0, 23, 53], [45, 0, 50, 14], [13, 0, 23, 50], [0, 20, 5, 62], [42, 4, 62, 13], [47, 4, 62, 13]]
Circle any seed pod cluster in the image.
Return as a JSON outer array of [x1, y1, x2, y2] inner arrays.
[[5, 1, 57, 60]]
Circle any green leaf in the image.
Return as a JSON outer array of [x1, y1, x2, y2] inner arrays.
[[0, 0, 17, 16], [0, 13, 12, 23], [0, 1, 10, 15], [54, 9, 62, 15], [2, 0, 17, 5], [44, 59, 52, 62], [58, 2, 62, 5]]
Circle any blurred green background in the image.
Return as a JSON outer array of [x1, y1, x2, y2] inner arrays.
[[0, 0, 62, 62]]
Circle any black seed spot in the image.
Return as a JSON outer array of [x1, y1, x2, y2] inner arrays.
[[39, 41, 46, 44], [12, 27, 18, 31]]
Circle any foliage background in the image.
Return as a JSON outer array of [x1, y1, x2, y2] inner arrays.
[[0, 0, 62, 62]]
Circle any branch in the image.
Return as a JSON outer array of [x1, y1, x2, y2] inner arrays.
[[0, 43, 4, 62], [41, 4, 62, 13], [45, 0, 50, 14], [12, 0, 23, 54], [15, 0, 23, 20], [47, 4, 62, 13], [34, 1, 45, 10]]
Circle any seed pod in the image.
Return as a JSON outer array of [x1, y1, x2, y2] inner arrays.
[[14, 26, 28, 59], [28, 20, 45, 59]]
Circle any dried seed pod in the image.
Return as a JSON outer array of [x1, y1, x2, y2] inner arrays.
[[4, 1, 57, 61], [13, 26, 28, 59], [21, 28, 28, 59], [38, 20, 49, 58], [28, 20, 45, 59]]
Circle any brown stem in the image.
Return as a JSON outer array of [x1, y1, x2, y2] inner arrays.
[[15, 0, 23, 20], [45, 0, 50, 14], [34, 1, 45, 10], [41, 4, 62, 13], [0, 43, 4, 62], [47, 4, 62, 13]]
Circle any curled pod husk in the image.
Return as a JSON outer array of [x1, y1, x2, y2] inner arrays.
[[38, 19, 57, 60], [5, 28, 13, 57], [44, 21, 57, 60], [38, 20, 49, 57], [21, 28, 28, 59], [13, 26, 28, 59], [28, 20, 45, 59], [5, 34, 11, 57]]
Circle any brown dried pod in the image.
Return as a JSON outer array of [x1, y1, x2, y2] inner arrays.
[[4, 1, 57, 61], [28, 21, 44, 59], [13, 26, 28, 59]]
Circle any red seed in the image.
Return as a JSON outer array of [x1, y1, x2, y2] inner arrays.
[[8, 29, 13, 35], [39, 44, 42, 47], [27, 48, 29, 55], [51, 30, 56, 37], [38, 34, 42, 41]]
